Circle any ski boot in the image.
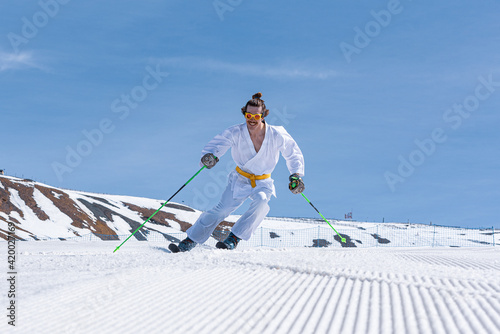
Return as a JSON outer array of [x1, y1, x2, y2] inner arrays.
[[169, 237, 196, 253], [216, 232, 241, 250]]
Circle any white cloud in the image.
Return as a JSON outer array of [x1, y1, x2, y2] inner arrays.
[[157, 56, 337, 79], [0, 52, 41, 72]]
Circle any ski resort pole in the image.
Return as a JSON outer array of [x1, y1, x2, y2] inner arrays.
[[113, 165, 207, 253], [300, 193, 346, 243]]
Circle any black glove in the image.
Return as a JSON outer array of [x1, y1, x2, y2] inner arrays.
[[201, 153, 219, 169], [289, 173, 305, 194]]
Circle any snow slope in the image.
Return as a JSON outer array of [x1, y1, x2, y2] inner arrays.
[[2, 241, 499, 334], [2, 175, 499, 333]]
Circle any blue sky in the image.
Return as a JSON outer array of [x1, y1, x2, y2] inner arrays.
[[1, 0, 499, 228]]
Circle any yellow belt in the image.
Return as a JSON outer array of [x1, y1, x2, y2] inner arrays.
[[235, 166, 271, 188]]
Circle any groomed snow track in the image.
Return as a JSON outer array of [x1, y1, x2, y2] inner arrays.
[[5, 242, 500, 334]]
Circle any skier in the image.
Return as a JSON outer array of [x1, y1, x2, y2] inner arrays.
[[171, 92, 305, 252]]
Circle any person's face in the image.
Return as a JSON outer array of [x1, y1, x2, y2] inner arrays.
[[245, 106, 263, 128]]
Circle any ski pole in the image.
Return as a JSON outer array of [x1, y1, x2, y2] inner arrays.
[[113, 165, 207, 253], [300, 193, 346, 243]]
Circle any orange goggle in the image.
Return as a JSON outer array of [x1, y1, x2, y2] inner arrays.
[[245, 112, 263, 121]]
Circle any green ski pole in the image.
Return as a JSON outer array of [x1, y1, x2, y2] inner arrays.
[[300, 193, 346, 243], [113, 165, 207, 253]]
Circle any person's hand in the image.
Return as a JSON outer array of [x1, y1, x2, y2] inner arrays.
[[201, 153, 219, 169], [289, 173, 305, 194]]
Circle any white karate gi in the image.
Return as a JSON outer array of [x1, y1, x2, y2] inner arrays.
[[187, 121, 305, 243]]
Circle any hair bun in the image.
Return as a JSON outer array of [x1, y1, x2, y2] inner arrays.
[[252, 92, 263, 99]]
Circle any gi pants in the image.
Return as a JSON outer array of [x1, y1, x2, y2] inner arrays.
[[187, 176, 272, 243]]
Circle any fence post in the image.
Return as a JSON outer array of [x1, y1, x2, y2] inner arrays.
[[260, 227, 263, 247], [317, 225, 320, 248], [432, 225, 436, 247]]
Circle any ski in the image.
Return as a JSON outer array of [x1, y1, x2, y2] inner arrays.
[[216, 241, 228, 249], [168, 243, 181, 253]]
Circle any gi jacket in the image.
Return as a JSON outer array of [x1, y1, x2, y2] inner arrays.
[[201, 121, 305, 199]]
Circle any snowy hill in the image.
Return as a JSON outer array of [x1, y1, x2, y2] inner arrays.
[[1, 175, 498, 248], [1, 176, 499, 333], [0, 175, 210, 241]]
